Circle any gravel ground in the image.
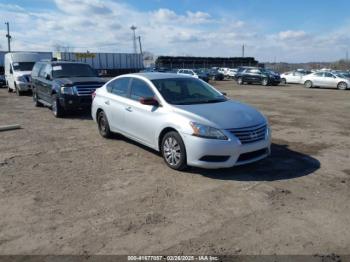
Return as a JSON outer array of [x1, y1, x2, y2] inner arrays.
[[0, 81, 349, 255]]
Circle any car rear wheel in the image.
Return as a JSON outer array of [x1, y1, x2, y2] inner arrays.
[[261, 78, 269, 86], [237, 77, 243, 85], [304, 80, 313, 88], [161, 131, 187, 171], [337, 81, 348, 90], [281, 78, 287, 85], [51, 94, 65, 118], [97, 111, 112, 138]]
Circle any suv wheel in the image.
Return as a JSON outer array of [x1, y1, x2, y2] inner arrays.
[[97, 111, 112, 138], [51, 94, 65, 117], [337, 81, 348, 90], [237, 77, 243, 85], [304, 80, 313, 88], [161, 131, 187, 171], [281, 78, 287, 85], [33, 90, 43, 107], [261, 78, 269, 86]]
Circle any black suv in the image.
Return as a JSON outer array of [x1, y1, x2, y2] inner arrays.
[[31, 61, 106, 117], [235, 67, 281, 86]]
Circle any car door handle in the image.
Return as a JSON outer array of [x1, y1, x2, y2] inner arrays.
[[104, 100, 110, 105], [125, 106, 132, 112]]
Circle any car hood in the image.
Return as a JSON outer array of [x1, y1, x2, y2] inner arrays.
[[55, 77, 106, 86], [172, 100, 266, 129]]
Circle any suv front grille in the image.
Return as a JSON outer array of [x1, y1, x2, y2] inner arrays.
[[74, 85, 102, 96], [228, 123, 267, 144]]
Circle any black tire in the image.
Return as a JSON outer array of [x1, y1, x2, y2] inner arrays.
[[304, 80, 313, 88], [261, 78, 269, 86], [7, 85, 12, 93], [337, 81, 348, 90], [237, 77, 243, 85], [281, 78, 287, 85], [161, 131, 187, 171], [33, 90, 43, 107], [97, 110, 112, 138], [51, 94, 65, 118]]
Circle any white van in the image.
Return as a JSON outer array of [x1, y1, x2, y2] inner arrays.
[[5, 52, 52, 95]]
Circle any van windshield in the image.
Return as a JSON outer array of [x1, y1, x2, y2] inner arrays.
[[52, 63, 97, 78], [13, 62, 35, 71]]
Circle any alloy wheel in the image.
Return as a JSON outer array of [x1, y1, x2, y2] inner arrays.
[[163, 136, 181, 166]]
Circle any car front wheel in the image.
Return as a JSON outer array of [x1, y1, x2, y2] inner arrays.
[[304, 80, 313, 88], [33, 90, 43, 107], [161, 131, 187, 171], [261, 78, 269, 86], [281, 78, 287, 85], [51, 94, 65, 118], [337, 81, 348, 90]]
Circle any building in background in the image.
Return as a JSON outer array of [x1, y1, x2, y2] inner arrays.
[[155, 56, 259, 70]]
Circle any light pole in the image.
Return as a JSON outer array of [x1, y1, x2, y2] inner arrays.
[[130, 25, 137, 54]]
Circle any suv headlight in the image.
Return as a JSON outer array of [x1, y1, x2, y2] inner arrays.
[[60, 86, 75, 95], [190, 122, 228, 140]]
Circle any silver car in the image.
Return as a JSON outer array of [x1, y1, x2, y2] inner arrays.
[[303, 71, 350, 90], [92, 73, 271, 170]]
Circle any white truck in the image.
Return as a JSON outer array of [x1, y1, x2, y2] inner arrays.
[[5, 52, 52, 95]]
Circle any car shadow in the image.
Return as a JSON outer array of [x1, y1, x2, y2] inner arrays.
[[112, 136, 320, 181], [186, 143, 320, 181], [63, 110, 93, 120]]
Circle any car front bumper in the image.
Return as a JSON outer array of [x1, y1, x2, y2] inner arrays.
[[181, 132, 271, 169], [59, 95, 92, 111], [17, 81, 32, 91]]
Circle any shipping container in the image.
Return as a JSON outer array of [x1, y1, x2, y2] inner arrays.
[[53, 52, 144, 76]]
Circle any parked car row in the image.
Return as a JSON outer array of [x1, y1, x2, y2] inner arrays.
[[280, 69, 350, 90], [3, 57, 272, 170]]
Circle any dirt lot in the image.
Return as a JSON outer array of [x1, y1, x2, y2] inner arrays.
[[0, 81, 350, 255]]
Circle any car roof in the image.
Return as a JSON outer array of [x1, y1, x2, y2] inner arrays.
[[126, 72, 192, 80]]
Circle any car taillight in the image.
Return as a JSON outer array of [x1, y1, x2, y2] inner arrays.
[[92, 91, 96, 100]]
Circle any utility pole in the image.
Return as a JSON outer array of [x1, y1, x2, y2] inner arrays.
[[130, 25, 137, 54], [242, 44, 245, 57], [137, 36, 143, 56], [5, 22, 11, 52]]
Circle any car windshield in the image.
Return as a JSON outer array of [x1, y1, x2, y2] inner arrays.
[[13, 62, 35, 71], [151, 77, 227, 105], [52, 63, 97, 78]]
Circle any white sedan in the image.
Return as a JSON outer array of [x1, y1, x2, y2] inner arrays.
[[92, 73, 271, 170], [280, 71, 305, 84], [303, 71, 350, 90]]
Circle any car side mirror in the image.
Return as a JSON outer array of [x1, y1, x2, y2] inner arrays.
[[140, 97, 159, 107], [221, 92, 227, 96], [46, 74, 52, 80]]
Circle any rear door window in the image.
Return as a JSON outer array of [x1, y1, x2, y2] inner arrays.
[[107, 77, 130, 97]]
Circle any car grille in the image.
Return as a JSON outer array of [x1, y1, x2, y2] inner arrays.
[[228, 123, 267, 144], [74, 85, 102, 96]]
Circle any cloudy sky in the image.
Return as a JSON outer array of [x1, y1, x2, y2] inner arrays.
[[1, 0, 350, 62]]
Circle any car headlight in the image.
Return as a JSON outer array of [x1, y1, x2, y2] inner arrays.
[[190, 122, 228, 140], [60, 86, 75, 95], [16, 76, 26, 82]]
